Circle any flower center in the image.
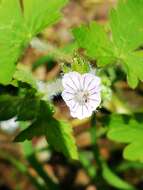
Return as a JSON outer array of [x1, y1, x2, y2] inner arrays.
[[74, 90, 89, 105]]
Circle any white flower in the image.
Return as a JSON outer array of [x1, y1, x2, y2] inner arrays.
[[37, 79, 63, 100], [61, 72, 101, 119], [0, 117, 19, 134], [37, 81, 47, 94]]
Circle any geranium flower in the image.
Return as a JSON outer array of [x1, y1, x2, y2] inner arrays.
[[62, 72, 101, 119]]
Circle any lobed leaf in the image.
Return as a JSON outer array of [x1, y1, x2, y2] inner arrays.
[[0, 0, 68, 84], [107, 114, 143, 162], [0, 94, 40, 121], [0, 0, 26, 84], [23, 0, 68, 35], [124, 52, 143, 88], [73, 0, 143, 88], [110, 0, 143, 53], [13, 66, 37, 89], [73, 22, 115, 66], [0, 95, 19, 121], [15, 100, 78, 160], [17, 97, 40, 121]]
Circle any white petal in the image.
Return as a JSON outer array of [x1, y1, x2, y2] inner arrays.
[[61, 91, 75, 107], [88, 86, 101, 95], [70, 102, 80, 111], [88, 93, 101, 111], [62, 72, 82, 92], [89, 92, 101, 101], [70, 104, 93, 119], [82, 73, 101, 91]]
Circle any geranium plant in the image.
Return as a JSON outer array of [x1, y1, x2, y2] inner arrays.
[[0, 0, 143, 189]]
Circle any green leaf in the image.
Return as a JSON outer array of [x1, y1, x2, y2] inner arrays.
[[109, 0, 143, 88], [0, 0, 68, 84], [0, 94, 40, 121], [61, 41, 78, 55], [14, 101, 54, 141], [45, 120, 79, 160], [13, 65, 37, 89], [0, 0, 26, 84], [102, 161, 136, 190], [110, 0, 143, 53], [124, 141, 143, 162], [0, 95, 19, 121], [23, 0, 68, 35], [17, 97, 40, 121], [15, 101, 78, 160], [73, 22, 115, 66], [124, 52, 143, 88], [107, 114, 143, 162], [73, 0, 143, 88]]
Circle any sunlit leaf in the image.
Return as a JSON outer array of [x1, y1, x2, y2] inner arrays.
[[23, 0, 68, 35], [13, 65, 37, 89], [107, 114, 143, 162], [74, 0, 143, 88], [73, 22, 115, 66], [0, 0, 68, 84], [0, 0, 26, 84]]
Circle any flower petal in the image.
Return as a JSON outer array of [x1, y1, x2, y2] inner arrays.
[[70, 104, 93, 119], [61, 91, 75, 107], [62, 72, 82, 92], [88, 93, 101, 111], [82, 73, 101, 91], [89, 92, 101, 101]]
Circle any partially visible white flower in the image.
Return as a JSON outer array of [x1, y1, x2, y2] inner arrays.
[[0, 117, 19, 134], [62, 72, 101, 119], [37, 81, 47, 94], [37, 79, 63, 100], [46, 79, 63, 99]]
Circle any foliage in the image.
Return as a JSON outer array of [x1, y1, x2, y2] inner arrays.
[[0, 0, 143, 189], [15, 101, 78, 160], [0, 0, 79, 161], [107, 114, 143, 162], [0, 0, 67, 84], [102, 161, 136, 190], [73, 0, 143, 88], [72, 0, 143, 166], [13, 65, 37, 89]]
